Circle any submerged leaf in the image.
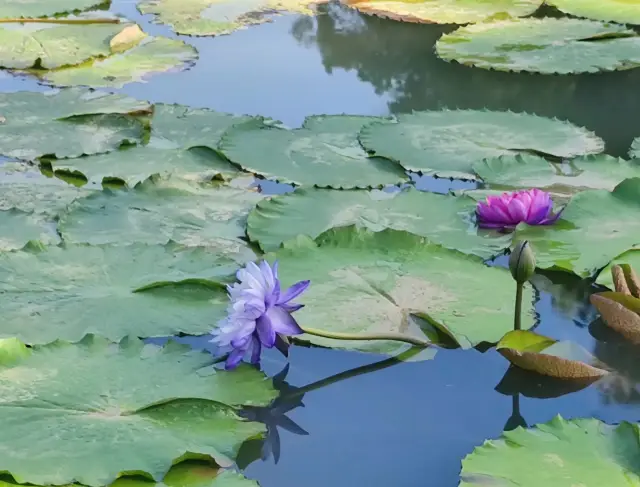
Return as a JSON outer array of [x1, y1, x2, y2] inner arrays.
[[0, 0, 108, 18], [591, 292, 640, 345], [548, 0, 640, 25]]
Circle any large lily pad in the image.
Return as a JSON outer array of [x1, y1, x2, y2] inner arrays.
[[358, 110, 603, 179], [138, 0, 323, 36], [271, 226, 535, 351], [0, 89, 148, 161], [220, 115, 408, 188], [460, 416, 640, 486], [0, 336, 276, 486], [0, 209, 60, 250], [473, 154, 640, 196], [59, 177, 262, 253], [344, 0, 542, 25], [598, 249, 640, 289], [548, 0, 640, 25], [248, 187, 510, 258], [436, 18, 640, 74], [0, 242, 246, 344], [515, 178, 640, 277], [0, 0, 108, 18], [42, 37, 198, 88]]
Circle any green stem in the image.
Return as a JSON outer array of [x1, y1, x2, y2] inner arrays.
[[300, 326, 431, 348], [514, 282, 523, 331], [0, 18, 120, 24]]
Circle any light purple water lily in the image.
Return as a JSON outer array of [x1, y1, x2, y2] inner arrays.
[[211, 260, 310, 370], [476, 188, 561, 231]]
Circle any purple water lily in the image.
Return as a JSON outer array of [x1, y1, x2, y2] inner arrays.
[[211, 260, 310, 370], [476, 188, 561, 231]]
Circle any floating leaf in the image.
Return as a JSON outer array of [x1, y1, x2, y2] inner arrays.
[[109, 24, 148, 53], [248, 187, 510, 258], [548, 0, 640, 25], [515, 178, 640, 277], [473, 153, 640, 196], [0, 336, 275, 486], [42, 37, 198, 88], [460, 417, 640, 486], [0, 242, 244, 344], [497, 330, 608, 380], [610, 263, 640, 297], [591, 292, 640, 345], [344, 0, 543, 25], [220, 115, 408, 188], [436, 18, 640, 74], [59, 177, 262, 253], [0, 89, 148, 161], [0, 0, 108, 18], [270, 226, 535, 351], [0, 209, 60, 250], [597, 250, 640, 289], [359, 110, 603, 179], [138, 0, 324, 36]]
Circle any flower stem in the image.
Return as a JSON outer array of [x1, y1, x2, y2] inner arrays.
[[300, 326, 431, 348], [514, 282, 523, 331], [0, 18, 120, 24]]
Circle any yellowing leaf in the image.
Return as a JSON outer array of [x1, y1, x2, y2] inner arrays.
[[109, 24, 147, 53]]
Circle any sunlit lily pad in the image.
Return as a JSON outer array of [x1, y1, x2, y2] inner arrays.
[[0, 242, 244, 344], [598, 250, 640, 289], [473, 154, 640, 196], [344, 0, 543, 25], [138, 0, 324, 36], [0, 89, 148, 161], [548, 0, 640, 25], [0, 336, 275, 486], [248, 187, 510, 258], [497, 330, 608, 380], [220, 115, 408, 188], [0, 209, 60, 250], [515, 178, 640, 277], [460, 416, 640, 486], [359, 110, 603, 179], [271, 226, 535, 352], [42, 36, 198, 88], [0, 0, 109, 18], [436, 18, 640, 74]]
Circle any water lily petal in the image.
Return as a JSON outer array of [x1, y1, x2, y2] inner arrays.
[[507, 198, 528, 222], [277, 280, 310, 305], [257, 314, 276, 348], [225, 348, 245, 370], [250, 334, 262, 365], [267, 306, 304, 336]]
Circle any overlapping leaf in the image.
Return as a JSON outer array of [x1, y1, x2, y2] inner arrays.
[[359, 110, 603, 179], [0, 209, 60, 250], [0, 0, 108, 18], [548, 0, 640, 25], [271, 226, 535, 352], [436, 18, 640, 74], [248, 187, 510, 258], [597, 250, 640, 289], [0, 336, 276, 486], [220, 115, 408, 188]]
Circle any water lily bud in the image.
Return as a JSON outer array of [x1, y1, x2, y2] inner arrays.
[[509, 240, 536, 284]]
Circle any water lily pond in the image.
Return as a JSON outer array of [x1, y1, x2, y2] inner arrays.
[[3, 0, 640, 486]]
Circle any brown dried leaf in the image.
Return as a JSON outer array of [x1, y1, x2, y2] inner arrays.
[[591, 292, 640, 344]]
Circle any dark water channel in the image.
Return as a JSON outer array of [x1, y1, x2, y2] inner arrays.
[[6, 1, 640, 486]]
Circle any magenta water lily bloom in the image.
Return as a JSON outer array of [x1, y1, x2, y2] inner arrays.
[[211, 260, 310, 370], [476, 188, 561, 230]]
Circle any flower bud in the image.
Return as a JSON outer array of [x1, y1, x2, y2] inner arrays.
[[509, 240, 536, 284]]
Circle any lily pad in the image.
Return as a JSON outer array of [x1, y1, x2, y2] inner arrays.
[[220, 115, 408, 188], [247, 187, 510, 258], [497, 330, 608, 380], [460, 416, 640, 486], [42, 36, 198, 88], [358, 110, 603, 179], [473, 154, 640, 196], [0, 89, 148, 161], [0, 242, 246, 344], [548, 0, 640, 25], [344, 0, 543, 25], [0, 209, 60, 250], [59, 177, 262, 253], [598, 250, 640, 289], [436, 18, 640, 74], [138, 0, 324, 36], [271, 226, 535, 351], [630, 137, 640, 158], [0, 0, 108, 18], [0, 336, 276, 486], [515, 178, 640, 277], [591, 292, 640, 345]]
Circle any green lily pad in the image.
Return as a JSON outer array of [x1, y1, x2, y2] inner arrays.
[[548, 0, 640, 25], [359, 110, 603, 179], [598, 249, 640, 289], [0, 89, 148, 161], [473, 154, 640, 196], [0, 242, 245, 344], [436, 18, 640, 74], [42, 36, 198, 88], [220, 115, 408, 188], [515, 178, 640, 277], [0, 209, 60, 250], [0, 0, 108, 18], [59, 177, 262, 253], [248, 187, 510, 259], [344, 0, 543, 24], [460, 416, 640, 486], [0, 336, 276, 486], [138, 0, 322, 36], [271, 226, 535, 351]]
